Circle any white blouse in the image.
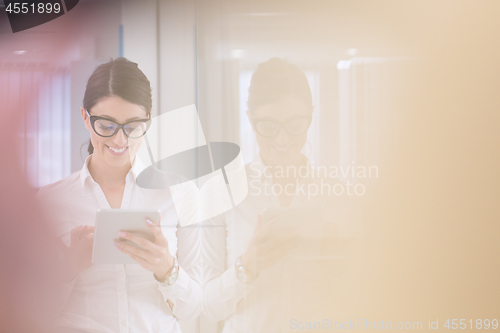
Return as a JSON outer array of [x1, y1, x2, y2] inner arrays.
[[37, 156, 202, 333], [202, 155, 364, 332]]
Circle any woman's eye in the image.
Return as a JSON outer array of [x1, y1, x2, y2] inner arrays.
[[98, 124, 116, 132], [125, 124, 139, 131], [260, 121, 279, 130], [286, 119, 309, 134]]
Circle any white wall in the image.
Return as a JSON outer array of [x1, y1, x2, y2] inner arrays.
[[120, 2, 217, 332], [121, 0, 159, 116]]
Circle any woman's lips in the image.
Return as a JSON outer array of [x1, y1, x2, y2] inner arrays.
[[271, 144, 293, 153], [106, 145, 129, 156]]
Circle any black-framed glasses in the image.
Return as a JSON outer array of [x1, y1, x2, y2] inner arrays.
[[86, 110, 152, 139], [249, 115, 312, 138]]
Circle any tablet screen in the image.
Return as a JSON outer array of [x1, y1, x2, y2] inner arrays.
[[92, 209, 161, 264]]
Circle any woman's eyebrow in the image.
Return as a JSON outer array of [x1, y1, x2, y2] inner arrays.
[[256, 115, 308, 122], [124, 116, 145, 122], [95, 114, 147, 122]]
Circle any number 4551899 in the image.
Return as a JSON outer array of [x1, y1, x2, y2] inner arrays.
[[6, 2, 62, 14], [444, 319, 498, 329]]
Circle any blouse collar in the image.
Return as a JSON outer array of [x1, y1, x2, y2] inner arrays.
[[79, 155, 146, 187]]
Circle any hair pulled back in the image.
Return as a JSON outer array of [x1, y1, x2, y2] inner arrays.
[[83, 57, 152, 154], [247, 57, 313, 112]]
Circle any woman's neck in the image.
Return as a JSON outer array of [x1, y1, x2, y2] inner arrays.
[[88, 155, 131, 189]]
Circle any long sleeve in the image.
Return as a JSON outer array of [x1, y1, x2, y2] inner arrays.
[[35, 188, 78, 315], [203, 265, 254, 322], [201, 213, 253, 322], [159, 222, 204, 322], [157, 266, 202, 321], [158, 181, 205, 322]]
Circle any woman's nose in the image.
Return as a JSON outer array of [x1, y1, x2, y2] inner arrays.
[[274, 127, 290, 144], [113, 128, 129, 146]]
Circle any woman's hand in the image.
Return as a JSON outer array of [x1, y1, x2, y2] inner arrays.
[[241, 215, 301, 280], [57, 225, 95, 282], [114, 217, 174, 282]]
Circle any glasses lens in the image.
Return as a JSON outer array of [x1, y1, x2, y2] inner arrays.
[[124, 121, 149, 138], [256, 120, 280, 137], [285, 118, 310, 135], [94, 119, 118, 137]]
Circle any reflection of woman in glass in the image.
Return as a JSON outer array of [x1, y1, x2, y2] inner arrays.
[[203, 58, 362, 332], [38, 58, 201, 332]]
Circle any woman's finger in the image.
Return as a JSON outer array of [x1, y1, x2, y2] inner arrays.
[[259, 217, 293, 241], [71, 225, 94, 243], [119, 230, 154, 249], [262, 240, 300, 267], [70, 226, 83, 243], [80, 226, 94, 242], [145, 219, 167, 246], [121, 248, 152, 270], [85, 233, 94, 249], [257, 216, 275, 233], [54, 236, 68, 251], [79, 225, 91, 241], [256, 215, 263, 230], [115, 240, 158, 264], [119, 230, 167, 257], [259, 237, 301, 269], [263, 219, 300, 241], [260, 233, 301, 256], [260, 227, 297, 244]]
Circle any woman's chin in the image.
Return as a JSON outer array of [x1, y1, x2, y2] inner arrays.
[[101, 152, 133, 168]]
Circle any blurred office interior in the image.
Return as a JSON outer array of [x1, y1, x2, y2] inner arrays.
[[1, 1, 499, 332]]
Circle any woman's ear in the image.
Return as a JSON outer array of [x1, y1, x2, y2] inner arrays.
[[81, 107, 91, 131], [246, 110, 255, 133]]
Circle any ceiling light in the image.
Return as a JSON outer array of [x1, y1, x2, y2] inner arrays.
[[231, 49, 246, 59], [347, 49, 358, 56]]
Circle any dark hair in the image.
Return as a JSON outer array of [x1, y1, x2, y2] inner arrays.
[[247, 57, 313, 112], [83, 57, 152, 154]]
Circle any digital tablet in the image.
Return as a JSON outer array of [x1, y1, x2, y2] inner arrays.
[[92, 209, 161, 264]]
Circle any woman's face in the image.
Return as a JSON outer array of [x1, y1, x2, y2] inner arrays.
[[249, 94, 312, 167], [81, 96, 149, 169]]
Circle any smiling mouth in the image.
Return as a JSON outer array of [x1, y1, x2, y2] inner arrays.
[[107, 145, 129, 154], [272, 145, 293, 152]]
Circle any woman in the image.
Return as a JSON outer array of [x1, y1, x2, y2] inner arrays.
[[202, 58, 362, 332], [38, 58, 202, 332]]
